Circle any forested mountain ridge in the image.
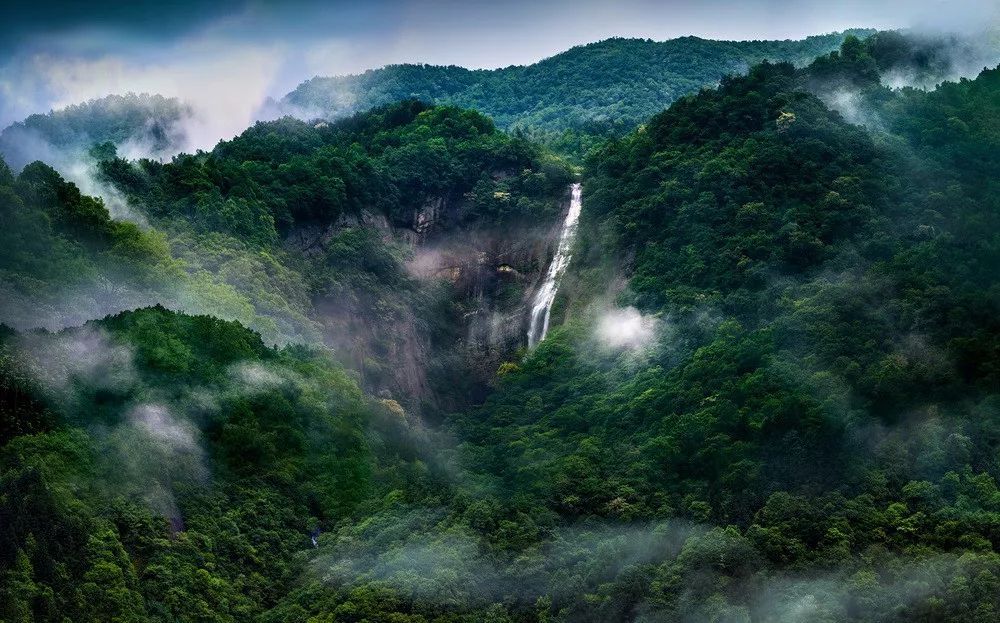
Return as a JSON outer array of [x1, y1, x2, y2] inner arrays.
[[8, 28, 988, 172], [2, 29, 1000, 623], [0, 94, 192, 170], [0, 32, 868, 172], [277, 31, 874, 141]]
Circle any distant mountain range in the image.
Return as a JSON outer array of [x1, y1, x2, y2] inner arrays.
[[273, 30, 876, 135], [0, 93, 191, 170], [7, 28, 1000, 168]]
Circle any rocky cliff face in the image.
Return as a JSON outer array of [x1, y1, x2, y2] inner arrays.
[[284, 188, 571, 411], [286, 209, 394, 259], [412, 188, 572, 355]]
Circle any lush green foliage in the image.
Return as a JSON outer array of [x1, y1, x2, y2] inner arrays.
[[282, 31, 873, 157], [2, 32, 1000, 623], [1, 100, 572, 353], [0, 94, 190, 169], [0, 158, 178, 326], [423, 40, 1000, 620], [95, 101, 572, 400], [0, 306, 398, 622], [0, 156, 320, 342], [107, 101, 571, 237]]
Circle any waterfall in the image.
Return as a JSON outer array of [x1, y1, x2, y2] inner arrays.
[[527, 182, 582, 348]]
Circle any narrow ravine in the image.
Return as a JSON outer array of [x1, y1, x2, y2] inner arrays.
[[527, 182, 582, 347]]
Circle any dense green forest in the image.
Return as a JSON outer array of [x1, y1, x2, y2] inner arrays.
[[1, 306, 388, 621], [444, 37, 1000, 620], [0, 100, 573, 621], [0, 94, 192, 170], [278, 31, 874, 156], [1, 99, 572, 402], [2, 29, 1000, 623]]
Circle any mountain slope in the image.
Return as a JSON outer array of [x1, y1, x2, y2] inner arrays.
[[426, 39, 1000, 621], [2, 31, 1000, 623], [2, 100, 574, 407], [0, 306, 391, 621], [279, 31, 874, 138], [0, 94, 191, 170]]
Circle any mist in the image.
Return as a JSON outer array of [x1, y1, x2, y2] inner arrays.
[[311, 508, 702, 607], [595, 306, 659, 351], [15, 325, 136, 400]]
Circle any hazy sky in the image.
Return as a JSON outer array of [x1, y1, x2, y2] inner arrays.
[[2, 0, 998, 144]]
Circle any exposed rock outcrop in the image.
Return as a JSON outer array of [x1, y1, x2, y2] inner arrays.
[[281, 186, 572, 411]]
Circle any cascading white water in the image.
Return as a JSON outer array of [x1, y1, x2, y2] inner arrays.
[[527, 182, 582, 347]]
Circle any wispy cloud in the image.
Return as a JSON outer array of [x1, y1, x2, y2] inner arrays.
[[595, 306, 659, 351]]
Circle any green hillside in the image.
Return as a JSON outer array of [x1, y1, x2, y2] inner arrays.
[[2, 31, 1000, 623], [0, 94, 191, 169], [280, 31, 874, 148]]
